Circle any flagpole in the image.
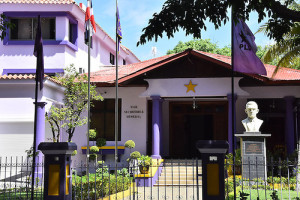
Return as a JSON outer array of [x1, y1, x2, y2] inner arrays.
[[231, 5, 237, 200], [31, 15, 43, 200], [31, 60, 39, 200], [115, 0, 119, 178], [86, 0, 91, 183]]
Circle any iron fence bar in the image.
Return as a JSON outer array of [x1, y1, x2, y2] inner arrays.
[[196, 158, 199, 200], [20, 156, 23, 198], [15, 156, 17, 198], [164, 160, 166, 200], [279, 157, 282, 200], [263, 156, 267, 200], [288, 157, 291, 200], [271, 156, 274, 193], [80, 161, 83, 200], [102, 162, 104, 200], [184, 158, 187, 199], [171, 158, 173, 200], [192, 158, 195, 200], [150, 160, 153, 200], [248, 157, 251, 200], [9, 156, 12, 199], [94, 163, 97, 200], [178, 159, 180, 200], [256, 156, 259, 199], [295, 157, 299, 197], [26, 156, 30, 199], [157, 159, 159, 200]]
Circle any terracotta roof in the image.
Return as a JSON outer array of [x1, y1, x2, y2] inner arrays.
[[90, 49, 300, 85], [0, 0, 74, 4], [90, 54, 175, 83], [0, 74, 62, 85]]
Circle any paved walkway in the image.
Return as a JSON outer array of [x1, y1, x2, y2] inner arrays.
[[121, 186, 202, 200]]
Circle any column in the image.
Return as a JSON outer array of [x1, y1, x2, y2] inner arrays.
[[35, 102, 47, 163], [151, 96, 162, 159], [284, 96, 295, 154], [227, 93, 237, 153]]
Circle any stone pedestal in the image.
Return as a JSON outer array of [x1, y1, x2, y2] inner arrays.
[[235, 132, 271, 180]]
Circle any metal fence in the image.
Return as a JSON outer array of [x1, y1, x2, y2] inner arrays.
[[1, 156, 300, 200], [0, 156, 44, 200]]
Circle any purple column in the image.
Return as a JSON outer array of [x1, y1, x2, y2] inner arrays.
[[227, 94, 237, 153], [284, 96, 295, 154], [151, 96, 162, 159], [35, 102, 46, 163]]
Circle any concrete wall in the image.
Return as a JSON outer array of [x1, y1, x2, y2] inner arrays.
[[71, 87, 148, 165]]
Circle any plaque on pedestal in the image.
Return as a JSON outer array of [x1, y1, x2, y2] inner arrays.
[[235, 132, 271, 180]]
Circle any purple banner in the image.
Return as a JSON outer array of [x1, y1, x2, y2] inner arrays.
[[233, 20, 267, 75]]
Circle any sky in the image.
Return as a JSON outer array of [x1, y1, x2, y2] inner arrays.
[[76, 0, 274, 61]]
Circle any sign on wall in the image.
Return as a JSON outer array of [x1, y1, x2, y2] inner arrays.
[[124, 105, 144, 119]]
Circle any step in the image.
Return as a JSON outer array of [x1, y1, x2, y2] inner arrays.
[[155, 180, 202, 186]]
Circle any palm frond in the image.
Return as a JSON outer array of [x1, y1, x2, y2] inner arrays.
[[272, 45, 300, 77]]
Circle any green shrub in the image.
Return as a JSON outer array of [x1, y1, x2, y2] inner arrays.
[[130, 151, 141, 159], [71, 150, 77, 156], [72, 168, 131, 199], [97, 160, 105, 166], [90, 146, 99, 153], [89, 154, 97, 161], [125, 140, 135, 149], [96, 138, 106, 147], [88, 129, 97, 140]]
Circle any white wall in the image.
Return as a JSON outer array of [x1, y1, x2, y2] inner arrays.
[[71, 87, 148, 165]]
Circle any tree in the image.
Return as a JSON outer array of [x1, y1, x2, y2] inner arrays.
[[256, 2, 300, 75], [137, 0, 300, 46], [0, 14, 14, 41], [46, 65, 103, 142], [167, 39, 231, 56], [166, 39, 272, 61]]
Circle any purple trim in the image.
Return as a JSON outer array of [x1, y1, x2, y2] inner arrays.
[[136, 161, 163, 187], [3, 12, 78, 51], [81, 149, 125, 155], [2, 68, 64, 75], [284, 96, 295, 154], [151, 96, 162, 159], [227, 93, 237, 153]]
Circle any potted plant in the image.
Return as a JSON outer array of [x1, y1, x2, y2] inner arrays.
[[125, 140, 135, 154], [138, 155, 152, 174], [96, 138, 106, 159], [89, 146, 99, 162], [88, 129, 97, 146], [128, 151, 141, 173]]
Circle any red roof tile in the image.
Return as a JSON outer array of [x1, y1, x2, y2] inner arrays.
[[90, 49, 300, 85], [0, 74, 62, 85], [0, 0, 74, 4]]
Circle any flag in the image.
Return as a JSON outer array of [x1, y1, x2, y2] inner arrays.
[[85, 0, 96, 43], [233, 20, 267, 75], [116, 3, 122, 52], [33, 15, 44, 90]]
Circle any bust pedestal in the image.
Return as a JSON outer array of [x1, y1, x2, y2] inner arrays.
[[235, 132, 271, 180]]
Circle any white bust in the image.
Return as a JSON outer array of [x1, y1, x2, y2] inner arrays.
[[242, 101, 263, 132]]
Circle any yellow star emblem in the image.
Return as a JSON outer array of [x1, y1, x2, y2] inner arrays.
[[184, 80, 197, 93]]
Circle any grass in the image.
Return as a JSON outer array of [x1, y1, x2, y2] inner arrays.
[[0, 191, 43, 200], [229, 189, 300, 199]]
